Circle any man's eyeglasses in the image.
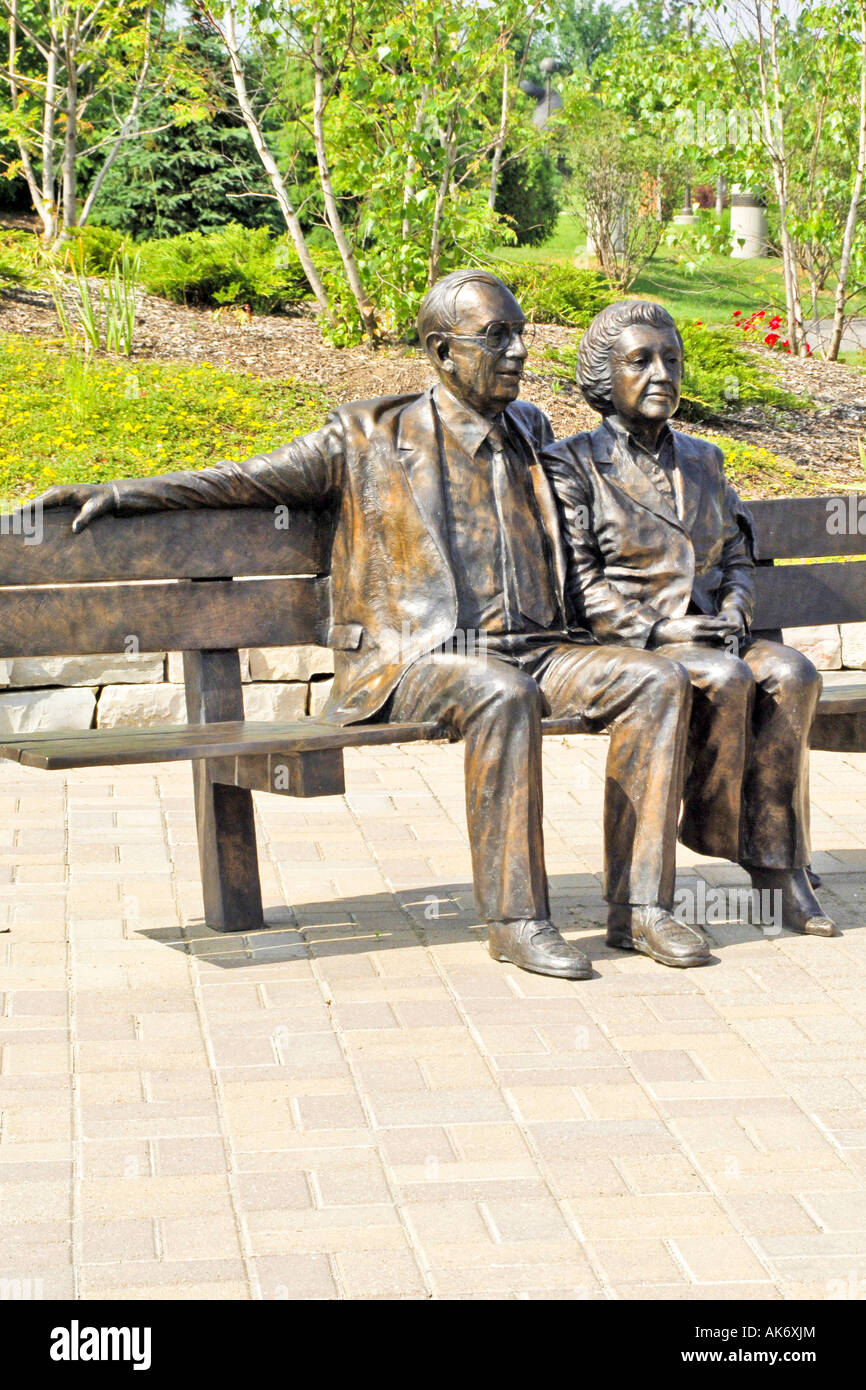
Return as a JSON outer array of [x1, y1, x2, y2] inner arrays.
[[445, 320, 535, 354]]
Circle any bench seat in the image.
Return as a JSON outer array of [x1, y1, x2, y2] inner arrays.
[[3, 683, 865, 773], [0, 715, 591, 772]]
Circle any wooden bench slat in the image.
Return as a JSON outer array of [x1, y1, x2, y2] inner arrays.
[[0, 507, 330, 583], [753, 561, 866, 629], [0, 576, 328, 658], [814, 682, 866, 714], [1, 719, 443, 768], [0, 715, 591, 770], [748, 495, 866, 560]]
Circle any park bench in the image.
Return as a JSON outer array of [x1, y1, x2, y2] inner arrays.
[[0, 493, 864, 933]]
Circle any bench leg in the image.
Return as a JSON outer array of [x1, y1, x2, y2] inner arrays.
[[183, 649, 265, 933]]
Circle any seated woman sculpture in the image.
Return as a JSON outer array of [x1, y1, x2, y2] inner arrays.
[[542, 298, 837, 946]]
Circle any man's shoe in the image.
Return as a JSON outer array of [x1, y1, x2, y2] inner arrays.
[[607, 904, 711, 969], [488, 919, 592, 980], [747, 866, 839, 937]]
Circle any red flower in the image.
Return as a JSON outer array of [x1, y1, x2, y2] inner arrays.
[[764, 333, 779, 347], [757, 310, 766, 318], [694, 320, 703, 326], [732, 310, 742, 318], [805, 343, 813, 355], [769, 316, 781, 329]]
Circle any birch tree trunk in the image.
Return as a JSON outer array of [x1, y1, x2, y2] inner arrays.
[[60, 11, 79, 234], [488, 51, 508, 210], [755, 0, 806, 353], [401, 87, 429, 291], [311, 23, 378, 341], [200, 0, 329, 314], [6, 0, 57, 239], [828, 0, 866, 360], [428, 114, 457, 286]]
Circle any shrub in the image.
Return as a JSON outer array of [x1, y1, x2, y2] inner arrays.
[[540, 320, 810, 420], [677, 321, 808, 420], [136, 224, 312, 312], [498, 262, 616, 327], [65, 224, 126, 275], [494, 148, 562, 247], [0, 229, 42, 287], [703, 433, 811, 498]]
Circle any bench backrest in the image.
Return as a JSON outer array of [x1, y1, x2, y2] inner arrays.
[[0, 506, 330, 657], [748, 495, 866, 630], [0, 494, 862, 658]]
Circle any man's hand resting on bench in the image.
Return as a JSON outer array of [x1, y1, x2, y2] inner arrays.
[[29, 483, 116, 532]]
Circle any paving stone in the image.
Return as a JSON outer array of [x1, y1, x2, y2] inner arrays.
[[3, 735, 866, 1300], [254, 1253, 338, 1300], [670, 1234, 772, 1283]]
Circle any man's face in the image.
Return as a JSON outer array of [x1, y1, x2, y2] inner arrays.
[[428, 282, 528, 417], [609, 324, 682, 427]]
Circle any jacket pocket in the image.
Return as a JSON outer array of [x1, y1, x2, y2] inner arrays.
[[327, 622, 364, 650]]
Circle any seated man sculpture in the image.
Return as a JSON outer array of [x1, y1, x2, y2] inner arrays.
[[34, 270, 708, 976], [543, 298, 837, 942]]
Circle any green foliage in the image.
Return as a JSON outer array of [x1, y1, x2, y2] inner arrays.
[[495, 148, 562, 247], [540, 320, 810, 419], [65, 225, 126, 276], [676, 322, 809, 420], [499, 262, 616, 327], [702, 433, 812, 499], [0, 336, 331, 501], [92, 18, 293, 241], [0, 229, 43, 286], [136, 224, 311, 311]]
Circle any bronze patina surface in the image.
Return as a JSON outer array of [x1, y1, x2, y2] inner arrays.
[[543, 299, 837, 940], [32, 272, 706, 977]]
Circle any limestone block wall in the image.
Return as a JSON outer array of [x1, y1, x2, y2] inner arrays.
[[0, 646, 335, 734], [783, 623, 866, 672], [0, 627, 862, 736]]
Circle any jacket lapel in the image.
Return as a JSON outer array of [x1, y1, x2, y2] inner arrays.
[[395, 390, 452, 567], [592, 423, 687, 534], [670, 431, 706, 535]]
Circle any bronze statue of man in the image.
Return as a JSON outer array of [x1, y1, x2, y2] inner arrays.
[[34, 270, 708, 977], [543, 298, 837, 940]]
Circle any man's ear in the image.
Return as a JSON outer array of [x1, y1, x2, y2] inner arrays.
[[426, 332, 452, 372]]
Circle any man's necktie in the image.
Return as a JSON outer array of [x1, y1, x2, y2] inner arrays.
[[487, 422, 556, 629]]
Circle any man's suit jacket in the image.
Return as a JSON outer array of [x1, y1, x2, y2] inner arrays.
[[110, 387, 581, 723], [542, 422, 757, 648]]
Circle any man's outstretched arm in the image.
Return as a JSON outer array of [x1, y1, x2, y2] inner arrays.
[[31, 417, 346, 531]]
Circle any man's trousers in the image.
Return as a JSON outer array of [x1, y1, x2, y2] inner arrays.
[[387, 641, 691, 924]]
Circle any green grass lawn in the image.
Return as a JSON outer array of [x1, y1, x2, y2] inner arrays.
[[494, 214, 586, 267], [0, 337, 331, 503], [499, 214, 841, 328]]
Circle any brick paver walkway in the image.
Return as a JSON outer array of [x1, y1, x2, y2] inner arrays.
[[1, 735, 865, 1301]]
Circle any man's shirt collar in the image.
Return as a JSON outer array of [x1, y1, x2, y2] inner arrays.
[[432, 382, 503, 457]]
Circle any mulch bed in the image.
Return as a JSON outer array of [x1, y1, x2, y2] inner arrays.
[[3, 284, 865, 496]]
